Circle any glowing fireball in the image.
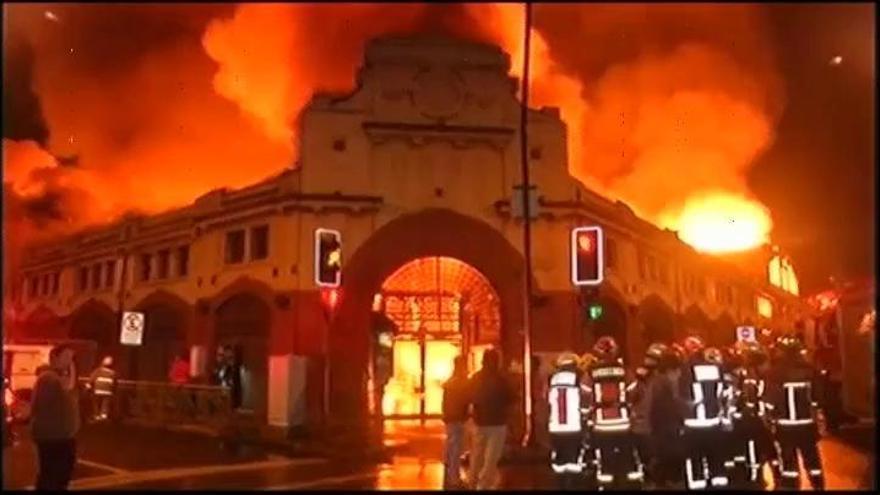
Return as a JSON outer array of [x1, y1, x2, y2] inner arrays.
[[665, 192, 773, 253]]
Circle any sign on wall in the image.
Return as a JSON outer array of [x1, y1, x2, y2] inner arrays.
[[736, 325, 756, 343], [120, 311, 145, 346]]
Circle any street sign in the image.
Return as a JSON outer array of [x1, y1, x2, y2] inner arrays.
[[120, 311, 145, 346], [511, 185, 539, 219], [736, 325, 756, 343]]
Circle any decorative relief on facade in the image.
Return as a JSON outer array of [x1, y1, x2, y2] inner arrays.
[[412, 67, 464, 120]]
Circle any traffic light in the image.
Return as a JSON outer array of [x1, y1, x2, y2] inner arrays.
[[315, 228, 342, 287], [571, 226, 604, 286], [579, 286, 603, 322]]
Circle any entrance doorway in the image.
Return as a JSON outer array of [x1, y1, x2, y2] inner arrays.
[[374, 257, 500, 420]]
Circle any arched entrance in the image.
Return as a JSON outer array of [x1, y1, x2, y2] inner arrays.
[[69, 300, 117, 364], [682, 305, 711, 342], [132, 291, 189, 382], [215, 292, 270, 417], [23, 305, 64, 340], [331, 208, 527, 421], [376, 256, 501, 419], [637, 295, 676, 347]]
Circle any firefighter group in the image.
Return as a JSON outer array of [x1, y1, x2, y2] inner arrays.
[[546, 334, 826, 490]]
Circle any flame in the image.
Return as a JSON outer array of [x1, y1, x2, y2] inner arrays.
[[3, 2, 787, 280], [662, 191, 773, 253]]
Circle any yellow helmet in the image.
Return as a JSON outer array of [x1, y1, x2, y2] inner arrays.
[[556, 352, 579, 368]]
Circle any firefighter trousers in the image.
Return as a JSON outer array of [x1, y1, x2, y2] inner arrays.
[[591, 430, 643, 489], [776, 424, 824, 490], [729, 418, 773, 489], [682, 426, 728, 490], [550, 432, 584, 490]]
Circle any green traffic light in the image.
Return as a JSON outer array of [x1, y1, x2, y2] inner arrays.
[[589, 304, 603, 320]]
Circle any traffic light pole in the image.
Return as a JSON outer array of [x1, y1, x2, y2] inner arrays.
[[519, 1, 535, 449]]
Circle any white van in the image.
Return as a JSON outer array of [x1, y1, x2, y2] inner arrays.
[[2, 339, 97, 394]]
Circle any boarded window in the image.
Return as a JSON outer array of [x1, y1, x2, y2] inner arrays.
[[177, 246, 189, 276], [157, 249, 170, 279], [140, 254, 152, 281], [105, 260, 116, 288], [225, 230, 245, 264], [91, 263, 102, 290], [78, 267, 89, 292], [250, 225, 269, 261]]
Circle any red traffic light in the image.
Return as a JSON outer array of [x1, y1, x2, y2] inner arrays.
[[571, 226, 604, 286]]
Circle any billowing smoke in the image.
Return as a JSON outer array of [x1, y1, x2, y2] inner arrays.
[[3, 3, 785, 294]]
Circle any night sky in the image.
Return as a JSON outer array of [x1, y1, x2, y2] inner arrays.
[[2, 3, 875, 295]]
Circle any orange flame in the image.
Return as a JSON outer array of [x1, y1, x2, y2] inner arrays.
[[661, 191, 773, 253]]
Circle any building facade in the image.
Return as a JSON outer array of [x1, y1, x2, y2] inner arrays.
[[7, 36, 808, 435]]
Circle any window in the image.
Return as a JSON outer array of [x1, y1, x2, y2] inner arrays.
[[91, 263, 102, 290], [658, 264, 669, 286], [105, 260, 116, 288], [78, 267, 89, 292], [140, 254, 152, 281], [52, 272, 60, 295], [250, 225, 269, 260], [648, 256, 659, 281], [605, 237, 617, 269], [157, 249, 170, 279], [637, 252, 647, 279], [756, 295, 773, 318], [29, 276, 39, 297], [177, 246, 189, 276], [225, 230, 245, 264], [41, 274, 50, 296]]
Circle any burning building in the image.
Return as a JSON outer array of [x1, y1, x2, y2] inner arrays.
[[6, 35, 807, 436]]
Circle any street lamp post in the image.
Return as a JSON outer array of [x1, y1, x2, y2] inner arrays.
[[518, 1, 535, 449]]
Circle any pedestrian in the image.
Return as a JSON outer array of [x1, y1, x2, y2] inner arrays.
[[442, 355, 470, 489], [628, 343, 666, 487], [648, 343, 685, 489], [29, 344, 80, 490], [467, 348, 514, 490], [169, 349, 191, 385], [86, 355, 116, 421]]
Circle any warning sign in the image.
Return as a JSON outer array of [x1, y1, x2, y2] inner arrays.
[[736, 326, 757, 343], [120, 311, 145, 346]]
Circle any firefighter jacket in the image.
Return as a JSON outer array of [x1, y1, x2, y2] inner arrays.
[[765, 359, 821, 428], [585, 359, 631, 433], [626, 367, 653, 435], [89, 366, 116, 396], [678, 358, 725, 429], [730, 366, 769, 422], [548, 366, 588, 434]]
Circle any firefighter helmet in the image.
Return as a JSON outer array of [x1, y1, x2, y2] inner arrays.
[[704, 347, 724, 365], [592, 336, 620, 361], [682, 335, 706, 358], [578, 352, 597, 371], [668, 343, 685, 367], [775, 334, 804, 359], [556, 352, 579, 369], [645, 342, 668, 368]]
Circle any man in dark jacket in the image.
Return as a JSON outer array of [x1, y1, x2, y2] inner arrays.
[[468, 349, 514, 490], [30, 345, 80, 490], [442, 356, 470, 489]]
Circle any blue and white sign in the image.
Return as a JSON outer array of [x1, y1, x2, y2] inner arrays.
[[736, 326, 757, 343]]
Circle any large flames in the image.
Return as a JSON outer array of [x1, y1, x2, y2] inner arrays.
[[3, 3, 785, 290]]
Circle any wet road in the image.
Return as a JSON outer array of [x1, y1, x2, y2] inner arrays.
[[3, 420, 874, 490]]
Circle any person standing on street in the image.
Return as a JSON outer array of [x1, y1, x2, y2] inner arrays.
[[442, 356, 471, 489], [29, 345, 80, 490], [86, 356, 116, 422], [468, 348, 514, 490]]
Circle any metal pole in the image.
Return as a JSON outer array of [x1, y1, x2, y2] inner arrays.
[[519, 1, 534, 448]]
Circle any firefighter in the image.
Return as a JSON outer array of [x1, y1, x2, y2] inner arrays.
[[727, 341, 777, 489], [715, 346, 740, 481], [678, 336, 729, 490], [765, 335, 825, 490], [548, 352, 589, 490], [87, 356, 116, 421], [584, 336, 643, 490], [627, 342, 667, 487]]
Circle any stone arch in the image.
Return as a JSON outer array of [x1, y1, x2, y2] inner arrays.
[[637, 294, 676, 349], [711, 312, 737, 348], [130, 290, 193, 381], [69, 299, 118, 363], [682, 304, 711, 342], [333, 208, 529, 420], [214, 283, 273, 418]]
